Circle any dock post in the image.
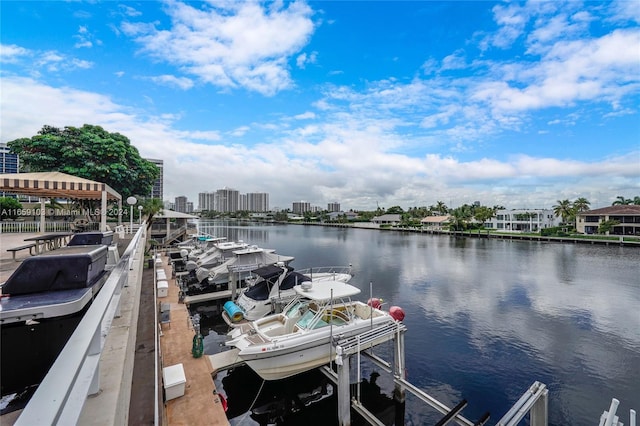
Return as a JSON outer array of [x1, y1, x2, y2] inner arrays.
[[229, 272, 237, 300], [336, 347, 351, 426], [393, 324, 406, 425], [530, 386, 548, 426]]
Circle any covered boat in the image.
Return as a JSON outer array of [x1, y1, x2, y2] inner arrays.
[[222, 263, 353, 325], [0, 245, 110, 398]]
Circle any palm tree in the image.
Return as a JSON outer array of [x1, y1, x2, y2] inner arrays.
[[448, 206, 472, 231], [634, 196, 640, 205], [553, 199, 573, 224], [612, 196, 632, 205], [573, 197, 591, 213], [142, 197, 164, 230], [435, 201, 448, 215]]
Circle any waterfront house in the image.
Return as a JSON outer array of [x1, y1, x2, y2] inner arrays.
[[420, 215, 451, 230], [371, 214, 402, 226], [327, 211, 358, 221], [576, 205, 640, 235], [484, 209, 559, 232]]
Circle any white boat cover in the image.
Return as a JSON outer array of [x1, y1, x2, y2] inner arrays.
[[294, 281, 361, 301]]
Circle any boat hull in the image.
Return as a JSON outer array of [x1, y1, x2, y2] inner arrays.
[[237, 317, 394, 381]]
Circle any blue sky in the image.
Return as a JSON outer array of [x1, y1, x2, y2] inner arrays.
[[1, 1, 639, 211]]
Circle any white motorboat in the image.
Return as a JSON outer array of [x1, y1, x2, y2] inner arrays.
[[180, 245, 295, 296], [206, 245, 294, 284], [225, 281, 404, 381], [191, 239, 247, 268], [222, 263, 353, 325]]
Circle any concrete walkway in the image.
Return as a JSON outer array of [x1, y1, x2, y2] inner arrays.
[[0, 232, 42, 283]]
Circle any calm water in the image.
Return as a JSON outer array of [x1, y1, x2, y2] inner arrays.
[[196, 220, 640, 425]]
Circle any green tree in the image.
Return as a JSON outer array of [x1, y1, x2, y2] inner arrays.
[[0, 197, 23, 221], [612, 196, 632, 205], [448, 206, 472, 231], [634, 196, 640, 205], [435, 201, 448, 215], [573, 197, 590, 212], [473, 206, 495, 227], [386, 205, 405, 214], [553, 199, 573, 224], [141, 198, 165, 230], [598, 219, 620, 235], [8, 124, 160, 200]]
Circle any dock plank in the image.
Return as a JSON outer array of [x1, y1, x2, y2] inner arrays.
[[158, 254, 230, 426]]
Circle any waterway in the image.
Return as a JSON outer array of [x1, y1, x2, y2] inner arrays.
[[195, 220, 639, 425]]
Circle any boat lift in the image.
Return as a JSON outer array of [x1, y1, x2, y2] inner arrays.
[[208, 318, 552, 426], [323, 321, 492, 426]]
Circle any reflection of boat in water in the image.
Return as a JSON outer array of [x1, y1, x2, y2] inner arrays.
[[221, 366, 338, 425], [222, 263, 353, 325], [225, 281, 404, 381], [250, 376, 333, 425], [219, 365, 396, 426]]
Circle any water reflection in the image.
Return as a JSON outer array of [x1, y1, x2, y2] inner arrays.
[[197, 221, 640, 425]]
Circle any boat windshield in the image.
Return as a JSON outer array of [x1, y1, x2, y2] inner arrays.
[[284, 299, 307, 317], [295, 309, 329, 330]]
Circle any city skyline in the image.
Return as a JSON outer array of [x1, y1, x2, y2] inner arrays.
[[1, 1, 638, 211]]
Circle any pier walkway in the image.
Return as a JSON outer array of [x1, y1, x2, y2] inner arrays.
[[155, 252, 229, 425]]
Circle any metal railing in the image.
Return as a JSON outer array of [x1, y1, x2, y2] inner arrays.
[[0, 220, 103, 233], [14, 225, 146, 425]]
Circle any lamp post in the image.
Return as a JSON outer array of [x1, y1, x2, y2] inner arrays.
[[126, 196, 137, 232], [138, 205, 144, 224]]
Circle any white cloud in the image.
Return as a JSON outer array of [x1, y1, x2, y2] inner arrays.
[[0, 44, 30, 63], [4, 76, 636, 210], [296, 51, 318, 69], [148, 75, 194, 90], [293, 111, 316, 120], [121, 1, 315, 96]]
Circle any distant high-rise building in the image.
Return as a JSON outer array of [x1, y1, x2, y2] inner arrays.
[[0, 143, 19, 174], [146, 158, 164, 199], [292, 201, 311, 214], [239, 194, 248, 211], [175, 196, 188, 213], [1, 143, 19, 197], [247, 193, 269, 212], [198, 192, 216, 211], [215, 188, 239, 213], [328, 202, 340, 212], [186, 201, 194, 214]]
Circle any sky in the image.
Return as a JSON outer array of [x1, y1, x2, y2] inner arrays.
[[1, 1, 639, 211]]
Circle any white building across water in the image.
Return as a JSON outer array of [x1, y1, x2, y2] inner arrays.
[[484, 209, 560, 232]]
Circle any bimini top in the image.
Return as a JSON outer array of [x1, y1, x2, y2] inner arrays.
[[294, 281, 361, 301]]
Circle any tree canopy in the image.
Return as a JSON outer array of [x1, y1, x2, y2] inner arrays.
[[7, 124, 159, 200]]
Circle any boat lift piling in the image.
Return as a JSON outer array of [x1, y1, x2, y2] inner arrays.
[[326, 321, 491, 426]]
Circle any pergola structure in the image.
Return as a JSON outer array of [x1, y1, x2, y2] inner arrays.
[[0, 171, 123, 232]]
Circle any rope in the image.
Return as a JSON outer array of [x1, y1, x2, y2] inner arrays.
[[238, 378, 266, 424]]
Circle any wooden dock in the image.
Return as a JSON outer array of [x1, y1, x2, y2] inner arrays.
[[157, 253, 230, 426]]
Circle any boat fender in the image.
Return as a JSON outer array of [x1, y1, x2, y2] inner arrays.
[[389, 306, 405, 321], [192, 333, 204, 358], [367, 298, 382, 309], [213, 389, 228, 412], [223, 301, 244, 323]]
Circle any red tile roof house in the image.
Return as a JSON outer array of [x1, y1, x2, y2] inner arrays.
[[576, 205, 640, 236]]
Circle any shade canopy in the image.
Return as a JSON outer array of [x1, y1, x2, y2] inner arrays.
[[0, 171, 121, 201], [0, 172, 123, 231]]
